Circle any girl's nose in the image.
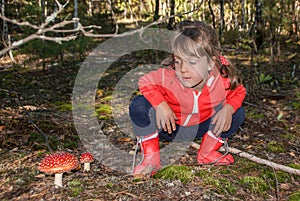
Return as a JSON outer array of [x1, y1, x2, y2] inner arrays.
[[180, 61, 189, 73]]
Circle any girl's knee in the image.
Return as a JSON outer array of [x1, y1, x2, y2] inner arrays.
[[129, 96, 150, 116]]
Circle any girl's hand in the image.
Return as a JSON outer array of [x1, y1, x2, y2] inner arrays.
[[211, 104, 234, 136], [156, 101, 177, 134]]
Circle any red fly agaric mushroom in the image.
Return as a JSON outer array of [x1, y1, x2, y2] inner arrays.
[[80, 152, 94, 171], [38, 151, 79, 187]]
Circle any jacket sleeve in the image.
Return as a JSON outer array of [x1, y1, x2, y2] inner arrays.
[[224, 82, 247, 112], [138, 68, 167, 108]]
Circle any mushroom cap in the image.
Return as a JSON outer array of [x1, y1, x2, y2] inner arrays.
[[80, 152, 94, 163], [38, 151, 79, 174]]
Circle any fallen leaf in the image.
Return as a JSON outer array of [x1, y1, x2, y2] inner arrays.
[[288, 53, 297, 59], [35, 174, 46, 178], [20, 105, 38, 111], [118, 137, 131, 142], [0, 126, 6, 132], [280, 183, 291, 190]]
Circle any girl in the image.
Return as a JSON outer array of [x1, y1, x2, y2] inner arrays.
[[129, 21, 246, 176]]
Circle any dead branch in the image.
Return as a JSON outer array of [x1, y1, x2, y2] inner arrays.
[[0, 0, 202, 57], [0, 15, 40, 29], [191, 142, 300, 176]]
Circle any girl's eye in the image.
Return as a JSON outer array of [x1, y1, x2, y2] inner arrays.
[[189, 61, 197, 65], [174, 59, 182, 65]]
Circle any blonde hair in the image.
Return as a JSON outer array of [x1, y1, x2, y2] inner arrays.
[[172, 27, 213, 64], [165, 20, 242, 90]]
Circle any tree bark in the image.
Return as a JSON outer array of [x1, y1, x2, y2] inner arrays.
[[208, 0, 215, 29], [241, 0, 246, 30], [154, 0, 159, 21], [74, 0, 78, 28], [254, 0, 263, 49], [167, 0, 175, 29], [219, 0, 225, 36]]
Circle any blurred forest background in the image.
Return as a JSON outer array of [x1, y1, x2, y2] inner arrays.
[[0, 0, 300, 200], [0, 0, 299, 65]]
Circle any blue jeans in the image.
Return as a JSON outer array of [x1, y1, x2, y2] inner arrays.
[[129, 95, 245, 141]]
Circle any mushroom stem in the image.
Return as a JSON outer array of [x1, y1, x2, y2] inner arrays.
[[54, 173, 63, 187], [83, 163, 91, 171]]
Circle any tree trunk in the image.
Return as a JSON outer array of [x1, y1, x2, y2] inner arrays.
[[1, 0, 8, 44], [154, 0, 159, 21], [254, 0, 263, 49], [88, 0, 92, 17], [74, 0, 78, 28], [42, 0, 46, 69], [208, 0, 215, 29], [228, 1, 238, 30], [201, 0, 205, 21], [167, 0, 175, 29], [107, 0, 119, 33], [219, 0, 225, 36], [241, 0, 246, 30], [1, 0, 14, 62]]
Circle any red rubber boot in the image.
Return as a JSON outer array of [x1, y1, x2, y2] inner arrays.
[[133, 133, 161, 176], [197, 131, 234, 165]]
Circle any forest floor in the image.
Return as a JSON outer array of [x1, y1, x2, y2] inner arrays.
[[0, 38, 300, 201]]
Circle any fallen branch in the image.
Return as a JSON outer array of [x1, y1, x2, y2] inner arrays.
[[0, 0, 202, 57], [0, 89, 53, 152], [191, 142, 300, 176]]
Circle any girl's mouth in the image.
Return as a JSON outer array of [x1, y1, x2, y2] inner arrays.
[[183, 77, 192, 80]]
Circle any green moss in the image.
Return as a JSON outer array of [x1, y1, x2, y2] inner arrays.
[[196, 169, 236, 195], [235, 158, 260, 174], [261, 169, 291, 186], [292, 92, 300, 111], [246, 111, 265, 120], [95, 104, 112, 119], [132, 178, 142, 182], [106, 182, 114, 188], [36, 151, 46, 157], [289, 163, 300, 170], [289, 189, 300, 201], [241, 176, 269, 195], [153, 164, 194, 184], [57, 103, 72, 111], [68, 179, 83, 197], [267, 141, 285, 153], [29, 131, 60, 150], [63, 139, 79, 149], [102, 95, 113, 101], [288, 164, 300, 180], [280, 133, 296, 140]]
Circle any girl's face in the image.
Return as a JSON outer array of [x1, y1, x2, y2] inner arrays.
[[174, 54, 214, 92]]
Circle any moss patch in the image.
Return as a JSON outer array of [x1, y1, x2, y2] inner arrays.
[[195, 169, 237, 195], [267, 141, 285, 153], [241, 176, 269, 195], [289, 189, 300, 201], [153, 165, 194, 184]]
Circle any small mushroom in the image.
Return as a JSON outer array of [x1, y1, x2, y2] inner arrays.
[[38, 151, 79, 187], [80, 152, 94, 172]]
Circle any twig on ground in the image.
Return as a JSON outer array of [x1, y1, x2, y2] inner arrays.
[[243, 101, 276, 111], [265, 151, 280, 201], [0, 88, 53, 152], [191, 142, 300, 176], [111, 190, 140, 199]]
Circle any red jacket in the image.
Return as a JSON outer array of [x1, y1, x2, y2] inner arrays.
[[139, 67, 246, 126]]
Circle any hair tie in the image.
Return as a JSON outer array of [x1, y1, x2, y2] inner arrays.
[[218, 55, 229, 66]]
